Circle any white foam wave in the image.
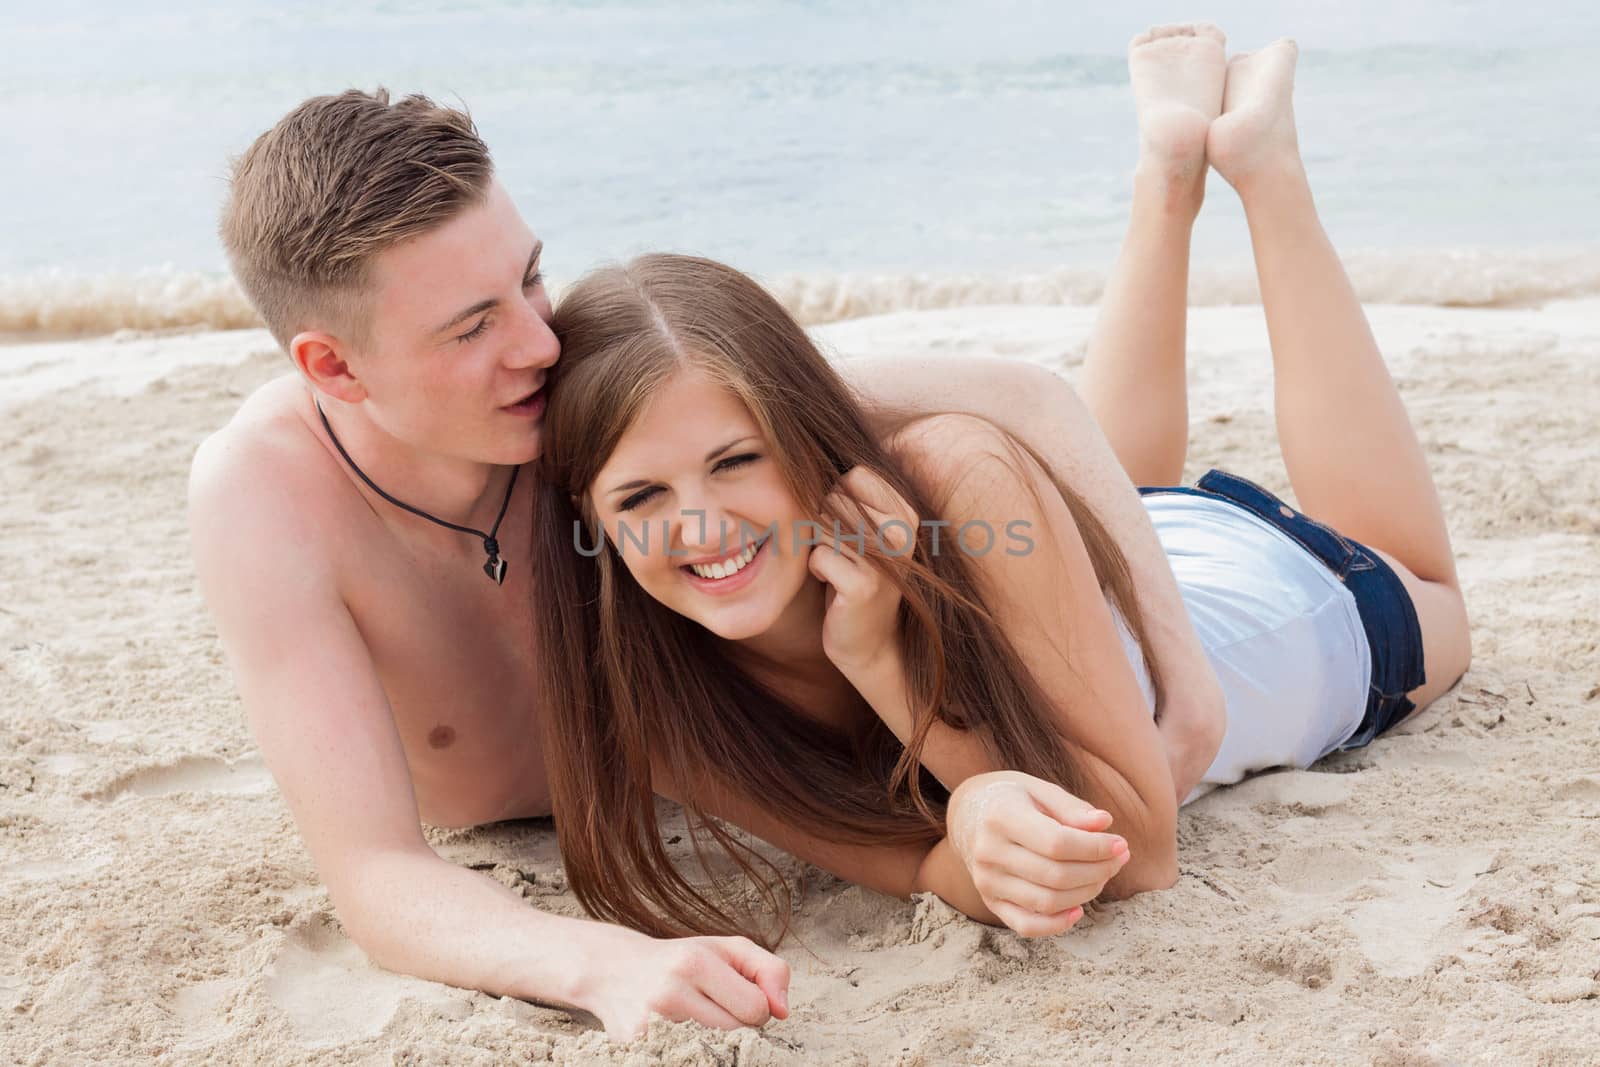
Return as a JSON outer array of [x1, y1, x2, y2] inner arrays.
[[4, 248, 1598, 338], [772, 248, 1600, 326], [0, 267, 261, 337]]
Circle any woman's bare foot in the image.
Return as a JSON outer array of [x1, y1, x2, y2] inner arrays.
[[1127, 23, 1227, 213], [1207, 38, 1303, 197]]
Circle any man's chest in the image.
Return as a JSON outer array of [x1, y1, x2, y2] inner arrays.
[[351, 555, 548, 826]]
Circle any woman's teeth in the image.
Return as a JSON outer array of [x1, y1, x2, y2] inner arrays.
[[688, 539, 762, 580]]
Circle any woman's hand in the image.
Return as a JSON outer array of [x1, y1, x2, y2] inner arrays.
[[946, 770, 1132, 937], [808, 466, 918, 674]]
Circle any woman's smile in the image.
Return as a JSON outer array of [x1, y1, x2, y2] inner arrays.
[[680, 535, 771, 596]]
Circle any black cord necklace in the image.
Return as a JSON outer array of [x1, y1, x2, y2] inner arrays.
[[315, 399, 518, 584]]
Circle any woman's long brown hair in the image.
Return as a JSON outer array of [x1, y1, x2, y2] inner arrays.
[[533, 254, 1164, 946]]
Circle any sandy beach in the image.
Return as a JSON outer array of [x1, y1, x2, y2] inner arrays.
[[2, 296, 1598, 1064]]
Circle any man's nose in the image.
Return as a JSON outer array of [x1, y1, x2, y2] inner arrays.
[[506, 303, 561, 370]]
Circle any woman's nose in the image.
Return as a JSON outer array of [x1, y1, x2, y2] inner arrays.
[[674, 500, 737, 556]]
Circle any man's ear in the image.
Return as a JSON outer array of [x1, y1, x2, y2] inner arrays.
[[289, 330, 367, 404]]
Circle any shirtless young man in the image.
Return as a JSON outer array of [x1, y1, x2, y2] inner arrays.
[[189, 75, 1227, 1040]]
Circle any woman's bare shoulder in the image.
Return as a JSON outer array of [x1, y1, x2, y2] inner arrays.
[[883, 411, 1012, 455], [882, 412, 1039, 513]]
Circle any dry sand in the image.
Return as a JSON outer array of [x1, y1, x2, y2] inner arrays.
[[2, 300, 1598, 1065]]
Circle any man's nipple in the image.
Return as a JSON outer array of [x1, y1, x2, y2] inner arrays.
[[427, 725, 457, 749]]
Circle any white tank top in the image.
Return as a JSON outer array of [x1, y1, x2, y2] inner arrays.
[[1110, 492, 1371, 805]]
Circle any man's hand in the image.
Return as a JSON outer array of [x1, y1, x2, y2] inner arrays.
[[583, 931, 791, 1041], [945, 770, 1131, 937]]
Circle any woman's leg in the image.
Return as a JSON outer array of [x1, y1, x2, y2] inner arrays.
[[1208, 40, 1471, 705], [1079, 24, 1226, 488]]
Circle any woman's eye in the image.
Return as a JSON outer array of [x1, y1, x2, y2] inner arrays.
[[615, 455, 755, 511], [618, 486, 661, 512], [456, 318, 491, 344], [523, 270, 544, 289]]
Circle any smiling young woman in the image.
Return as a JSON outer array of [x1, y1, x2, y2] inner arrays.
[[530, 253, 1170, 944]]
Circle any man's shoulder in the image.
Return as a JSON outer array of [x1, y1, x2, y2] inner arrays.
[[189, 374, 346, 561], [192, 372, 315, 477]]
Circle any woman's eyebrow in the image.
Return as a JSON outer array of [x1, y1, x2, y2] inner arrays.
[[607, 435, 759, 494], [703, 435, 758, 463]]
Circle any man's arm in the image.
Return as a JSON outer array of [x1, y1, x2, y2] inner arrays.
[[188, 435, 600, 1004], [187, 434, 785, 1040], [837, 355, 1225, 804]]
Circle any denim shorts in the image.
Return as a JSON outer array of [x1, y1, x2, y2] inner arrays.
[[1138, 469, 1428, 750]]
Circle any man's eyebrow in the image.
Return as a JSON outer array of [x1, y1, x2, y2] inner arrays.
[[606, 436, 758, 495], [431, 240, 545, 337]]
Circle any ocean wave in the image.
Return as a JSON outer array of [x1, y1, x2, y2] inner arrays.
[[771, 248, 1600, 325], [0, 267, 260, 337], [5, 248, 1599, 338]]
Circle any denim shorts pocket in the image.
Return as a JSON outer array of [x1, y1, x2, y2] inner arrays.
[[1190, 470, 1376, 582]]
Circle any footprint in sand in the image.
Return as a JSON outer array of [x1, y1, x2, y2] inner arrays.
[[1267, 843, 1385, 894], [1228, 765, 1497, 980], [265, 915, 471, 1044], [169, 978, 241, 1052], [1208, 767, 1357, 817], [6, 853, 112, 882], [65, 717, 142, 745], [1554, 775, 1600, 806], [97, 753, 272, 800], [36, 753, 92, 777], [1347, 846, 1496, 978], [1376, 740, 1480, 772], [1261, 839, 1496, 979]]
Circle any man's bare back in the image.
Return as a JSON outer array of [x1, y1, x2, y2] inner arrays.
[[197, 373, 550, 829]]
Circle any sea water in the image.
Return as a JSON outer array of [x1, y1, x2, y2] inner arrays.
[[2, 0, 1598, 333]]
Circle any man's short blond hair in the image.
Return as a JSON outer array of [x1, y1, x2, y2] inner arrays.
[[220, 88, 493, 352]]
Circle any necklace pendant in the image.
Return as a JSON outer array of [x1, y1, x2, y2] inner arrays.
[[316, 400, 519, 591]]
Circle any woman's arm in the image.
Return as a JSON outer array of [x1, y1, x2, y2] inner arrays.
[[649, 756, 953, 907], [843, 639, 1166, 904], [649, 757, 1121, 932], [880, 413, 1181, 896], [840, 356, 1225, 804], [837, 646, 994, 786]]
